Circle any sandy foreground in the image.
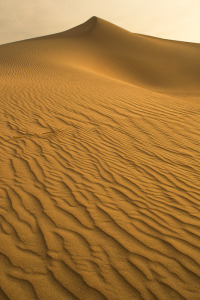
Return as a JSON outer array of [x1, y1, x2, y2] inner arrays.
[[0, 17, 200, 300]]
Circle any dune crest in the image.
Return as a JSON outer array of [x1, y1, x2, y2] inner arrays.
[[61, 16, 98, 37], [35, 16, 200, 99], [0, 17, 200, 300]]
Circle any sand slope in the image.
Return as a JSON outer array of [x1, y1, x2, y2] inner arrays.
[[0, 17, 200, 299]]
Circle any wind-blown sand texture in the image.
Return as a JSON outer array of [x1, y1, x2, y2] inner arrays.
[[0, 16, 200, 300]]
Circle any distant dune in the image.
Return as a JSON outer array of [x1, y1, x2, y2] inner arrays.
[[0, 17, 200, 300]]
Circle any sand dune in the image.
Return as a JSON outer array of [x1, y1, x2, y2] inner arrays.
[[0, 16, 200, 299]]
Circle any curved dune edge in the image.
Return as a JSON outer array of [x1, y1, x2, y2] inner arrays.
[[0, 17, 200, 300]]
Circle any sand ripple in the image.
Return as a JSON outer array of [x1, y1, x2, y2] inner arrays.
[[0, 17, 200, 300]]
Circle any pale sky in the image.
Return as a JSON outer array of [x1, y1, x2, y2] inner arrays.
[[0, 0, 200, 45]]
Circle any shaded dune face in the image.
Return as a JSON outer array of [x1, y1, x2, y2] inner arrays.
[[0, 16, 200, 300]]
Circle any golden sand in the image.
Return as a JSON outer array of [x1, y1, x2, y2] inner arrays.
[[0, 17, 200, 299]]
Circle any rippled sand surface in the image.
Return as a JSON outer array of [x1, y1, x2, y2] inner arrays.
[[0, 17, 200, 300]]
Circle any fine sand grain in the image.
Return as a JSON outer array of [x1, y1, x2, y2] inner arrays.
[[0, 17, 200, 299]]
